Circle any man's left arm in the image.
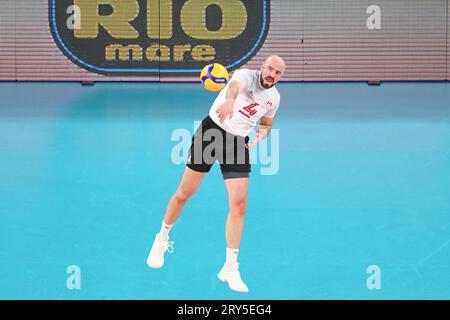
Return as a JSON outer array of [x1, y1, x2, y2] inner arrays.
[[246, 116, 273, 148]]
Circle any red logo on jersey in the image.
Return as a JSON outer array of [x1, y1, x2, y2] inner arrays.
[[239, 103, 259, 118], [267, 101, 273, 107]]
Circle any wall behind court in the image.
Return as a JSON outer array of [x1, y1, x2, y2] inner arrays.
[[0, 0, 448, 82]]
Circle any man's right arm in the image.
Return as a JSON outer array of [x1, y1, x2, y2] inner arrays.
[[216, 80, 245, 123], [225, 80, 245, 102]]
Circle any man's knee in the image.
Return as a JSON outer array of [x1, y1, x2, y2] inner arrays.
[[173, 188, 194, 204], [230, 197, 247, 216]]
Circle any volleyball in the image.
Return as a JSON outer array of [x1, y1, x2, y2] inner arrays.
[[200, 63, 229, 91]]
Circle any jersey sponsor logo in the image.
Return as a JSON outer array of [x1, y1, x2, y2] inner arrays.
[[49, 0, 270, 76]]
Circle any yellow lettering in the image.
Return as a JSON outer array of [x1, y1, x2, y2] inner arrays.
[[191, 45, 215, 61], [147, 0, 172, 39], [145, 44, 170, 61], [105, 44, 143, 61], [181, 0, 247, 40], [74, 0, 139, 39], [173, 44, 192, 62]]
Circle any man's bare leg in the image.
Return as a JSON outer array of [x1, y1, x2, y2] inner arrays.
[[217, 177, 250, 293], [224, 177, 249, 249], [163, 167, 206, 225], [147, 167, 205, 268]]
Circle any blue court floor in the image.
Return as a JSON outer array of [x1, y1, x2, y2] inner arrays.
[[0, 82, 449, 299]]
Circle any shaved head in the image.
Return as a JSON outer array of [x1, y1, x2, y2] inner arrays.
[[264, 55, 286, 73], [259, 55, 286, 89]]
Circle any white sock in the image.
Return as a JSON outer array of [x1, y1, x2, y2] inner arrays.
[[226, 248, 239, 265], [159, 221, 173, 240]]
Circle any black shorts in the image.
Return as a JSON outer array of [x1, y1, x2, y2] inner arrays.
[[187, 116, 251, 177]]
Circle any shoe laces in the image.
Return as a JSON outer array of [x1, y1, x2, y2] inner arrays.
[[156, 234, 174, 253], [164, 240, 174, 254]]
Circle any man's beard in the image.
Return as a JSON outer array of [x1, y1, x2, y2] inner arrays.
[[260, 74, 275, 89]]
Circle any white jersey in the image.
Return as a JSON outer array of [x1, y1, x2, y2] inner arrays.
[[209, 69, 281, 137]]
